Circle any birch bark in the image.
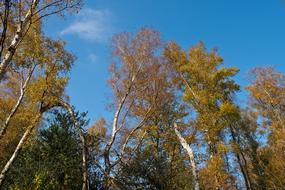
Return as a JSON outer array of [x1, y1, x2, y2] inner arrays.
[[174, 123, 199, 190]]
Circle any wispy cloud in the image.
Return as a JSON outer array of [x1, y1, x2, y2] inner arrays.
[[88, 53, 97, 63], [61, 8, 113, 42]]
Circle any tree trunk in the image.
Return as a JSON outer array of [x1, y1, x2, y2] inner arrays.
[[0, 0, 39, 82], [235, 151, 252, 190], [174, 123, 199, 190], [229, 126, 252, 190], [0, 113, 41, 187], [58, 100, 89, 190], [0, 66, 35, 139], [0, 0, 10, 60]]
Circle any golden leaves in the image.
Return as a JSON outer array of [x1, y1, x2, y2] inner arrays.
[[88, 118, 106, 137]]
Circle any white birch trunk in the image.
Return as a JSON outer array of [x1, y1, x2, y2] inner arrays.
[[174, 123, 199, 190], [0, 0, 40, 82], [58, 100, 89, 190], [0, 113, 41, 187], [0, 66, 35, 139]]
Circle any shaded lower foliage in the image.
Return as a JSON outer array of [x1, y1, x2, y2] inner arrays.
[[116, 150, 194, 190], [2, 111, 88, 189]]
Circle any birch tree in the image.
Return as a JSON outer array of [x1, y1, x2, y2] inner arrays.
[[92, 28, 172, 189], [0, 31, 73, 138], [164, 42, 242, 189], [0, 36, 73, 187], [174, 122, 199, 190], [0, 0, 82, 82], [246, 67, 285, 189]]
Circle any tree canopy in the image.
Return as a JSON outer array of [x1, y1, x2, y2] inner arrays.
[[0, 1, 285, 190]]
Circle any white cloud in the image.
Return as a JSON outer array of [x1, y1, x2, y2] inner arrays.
[[61, 8, 113, 42], [88, 53, 97, 62]]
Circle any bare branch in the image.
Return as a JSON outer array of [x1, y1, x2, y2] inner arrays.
[[121, 108, 151, 154]]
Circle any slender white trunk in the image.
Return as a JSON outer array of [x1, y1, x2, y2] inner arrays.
[[174, 123, 199, 190], [106, 78, 134, 163], [0, 67, 35, 139], [109, 74, 136, 147], [58, 100, 88, 190], [0, 113, 41, 187], [111, 93, 127, 145], [0, 0, 40, 82]]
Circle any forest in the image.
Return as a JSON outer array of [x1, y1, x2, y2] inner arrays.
[[0, 0, 285, 190]]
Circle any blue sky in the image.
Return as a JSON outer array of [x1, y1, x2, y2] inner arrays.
[[44, 0, 285, 124]]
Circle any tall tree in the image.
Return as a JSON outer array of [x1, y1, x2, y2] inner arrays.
[[0, 36, 74, 187], [0, 0, 82, 82], [164, 42, 242, 189], [246, 67, 285, 189], [99, 28, 163, 189]]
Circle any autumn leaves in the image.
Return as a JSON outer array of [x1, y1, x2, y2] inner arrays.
[[0, 1, 285, 189]]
